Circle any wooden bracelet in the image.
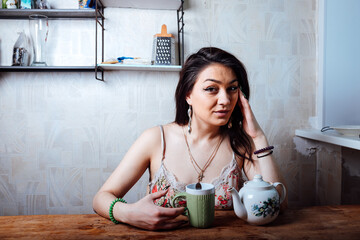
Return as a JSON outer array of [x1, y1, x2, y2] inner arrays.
[[257, 150, 273, 159], [254, 146, 274, 155]]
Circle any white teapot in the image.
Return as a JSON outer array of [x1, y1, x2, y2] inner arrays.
[[228, 174, 286, 225]]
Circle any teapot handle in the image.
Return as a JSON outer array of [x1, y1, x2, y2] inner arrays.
[[273, 182, 286, 204]]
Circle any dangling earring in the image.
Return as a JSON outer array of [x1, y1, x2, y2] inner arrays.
[[228, 117, 232, 129], [187, 105, 192, 134]]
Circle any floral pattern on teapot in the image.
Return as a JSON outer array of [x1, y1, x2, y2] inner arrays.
[[251, 197, 280, 218]]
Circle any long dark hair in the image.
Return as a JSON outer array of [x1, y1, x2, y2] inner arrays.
[[175, 47, 253, 161]]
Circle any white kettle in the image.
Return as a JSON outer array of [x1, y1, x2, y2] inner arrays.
[[228, 174, 286, 225]]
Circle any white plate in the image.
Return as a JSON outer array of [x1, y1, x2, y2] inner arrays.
[[332, 125, 360, 137]]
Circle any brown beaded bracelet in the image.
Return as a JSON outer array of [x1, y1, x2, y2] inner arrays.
[[254, 146, 274, 155]]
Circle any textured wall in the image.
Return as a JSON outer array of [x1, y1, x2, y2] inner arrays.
[[341, 147, 360, 205], [316, 143, 342, 205], [0, 0, 317, 215]]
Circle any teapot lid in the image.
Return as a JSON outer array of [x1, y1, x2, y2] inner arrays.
[[244, 174, 272, 189]]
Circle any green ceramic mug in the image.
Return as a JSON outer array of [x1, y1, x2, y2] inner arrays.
[[171, 183, 215, 228]]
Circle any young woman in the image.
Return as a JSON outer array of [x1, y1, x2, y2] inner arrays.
[[93, 47, 287, 230]]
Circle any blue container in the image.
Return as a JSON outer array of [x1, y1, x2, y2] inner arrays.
[[20, 0, 32, 9]]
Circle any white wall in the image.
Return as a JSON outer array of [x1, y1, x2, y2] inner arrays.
[[0, 0, 317, 215]]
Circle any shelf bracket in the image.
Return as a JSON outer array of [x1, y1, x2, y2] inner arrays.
[[177, 0, 185, 66], [95, 66, 104, 81], [95, 0, 105, 81]]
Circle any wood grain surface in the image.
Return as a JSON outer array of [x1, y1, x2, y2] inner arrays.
[[0, 205, 359, 239]]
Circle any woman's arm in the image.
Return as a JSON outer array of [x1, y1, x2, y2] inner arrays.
[[238, 90, 288, 209], [92, 127, 185, 230]]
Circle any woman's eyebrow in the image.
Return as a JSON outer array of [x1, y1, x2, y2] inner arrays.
[[204, 79, 238, 84]]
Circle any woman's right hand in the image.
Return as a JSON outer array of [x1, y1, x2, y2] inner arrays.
[[116, 189, 187, 230]]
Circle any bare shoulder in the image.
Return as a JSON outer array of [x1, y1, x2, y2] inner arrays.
[[114, 126, 161, 170], [162, 122, 183, 134], [137, 126, 162, 147], [134, 123, 183, 158], [161, 123, 184, 141]]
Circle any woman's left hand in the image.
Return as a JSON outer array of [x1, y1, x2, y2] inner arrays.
[[238, 90, 287, 209], [238, 89, 265, 140]]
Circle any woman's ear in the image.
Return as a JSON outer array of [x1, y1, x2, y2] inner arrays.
[[186, 93, 192, 105]]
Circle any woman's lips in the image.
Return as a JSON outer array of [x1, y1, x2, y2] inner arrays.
[[214, 110, 230, 117]]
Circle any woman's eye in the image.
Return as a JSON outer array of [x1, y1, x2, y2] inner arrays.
[[228, 86, 239, 92], [204, 87, 217, 92]]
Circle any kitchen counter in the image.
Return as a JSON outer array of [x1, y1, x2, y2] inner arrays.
[[0, 205, 359, 239]]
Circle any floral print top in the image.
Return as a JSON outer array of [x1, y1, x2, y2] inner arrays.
[[148, 126, 247, 209]]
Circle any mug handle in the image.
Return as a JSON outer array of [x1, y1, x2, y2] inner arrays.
[[170, 192, 188, 215], [273, 182, 286, 204]]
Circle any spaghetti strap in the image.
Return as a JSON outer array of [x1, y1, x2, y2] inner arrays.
[[159, 125, 166, 161]]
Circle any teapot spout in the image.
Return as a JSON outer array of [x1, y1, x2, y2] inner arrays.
[[228, 187, 247, 220]]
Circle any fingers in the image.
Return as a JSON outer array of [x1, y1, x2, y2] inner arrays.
[[238, 89, 252, 120], [155, 219, 188, 230], [144, 219, 188, 231], [148, 191, 185, 218], [157, 206, 185, 218], [237, 89, 265, 139], [147, 211, 188, 230], [149, 189, 168, 200], [132, 214, 188, 231], [146, 208, 186, 231], [238, 89, 250, 109], [239, 87, 246, 98], [139, 207, 187, 230]]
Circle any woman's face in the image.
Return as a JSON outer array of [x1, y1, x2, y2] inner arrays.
[[186, 63, 239, 128]]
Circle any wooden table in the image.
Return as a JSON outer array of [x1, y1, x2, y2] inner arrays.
[[0, 205, 359, 239]]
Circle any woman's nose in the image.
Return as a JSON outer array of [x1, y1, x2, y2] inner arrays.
[[218, 90, 231, 105]]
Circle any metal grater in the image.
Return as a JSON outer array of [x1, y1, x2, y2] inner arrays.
[[152, 24, 175, 65]]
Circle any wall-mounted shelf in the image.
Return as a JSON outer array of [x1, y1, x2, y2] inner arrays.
[[295, 128, 360, 150], [0, 4, 104, 77], [0, 9, 99, 19], [0, 0, 184, 81], [95, 0, 184, 80], [0, 66, 95, 72], [101, 0, 182, 10], [98, 64, 181, 72]]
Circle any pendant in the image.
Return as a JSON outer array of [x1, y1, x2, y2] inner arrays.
[[196, 172, 203, 190], [198, 172, 204, 182]]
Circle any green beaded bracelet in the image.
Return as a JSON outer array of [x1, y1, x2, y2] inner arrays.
[[109, 198, 127, 224]]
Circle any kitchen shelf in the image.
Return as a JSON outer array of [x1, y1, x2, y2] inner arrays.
[[295, 128, 360, 150], [101, 0, 182, 10], [0, 9, 100, 19], [0, 0, 184, 81], [95, 0, 185, 80], [98, 64, 182, 72], [0, 66, 95, 72], [0, 3, 104, 78]]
